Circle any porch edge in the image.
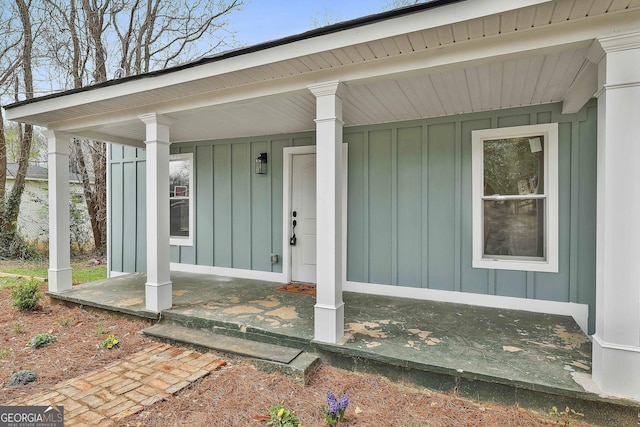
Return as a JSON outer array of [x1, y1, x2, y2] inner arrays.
[[344, 281, 590, 334]]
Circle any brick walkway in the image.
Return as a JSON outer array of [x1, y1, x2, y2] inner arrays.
[[6, 343, 226, 426]]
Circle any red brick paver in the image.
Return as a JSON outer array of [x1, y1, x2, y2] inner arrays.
[[6, 344, 226, 426]]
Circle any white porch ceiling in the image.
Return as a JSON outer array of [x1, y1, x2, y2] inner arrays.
[[6, 0, 640, 144], [87, 45, 590, 143]]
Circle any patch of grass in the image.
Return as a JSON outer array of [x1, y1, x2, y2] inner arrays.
[[1, 266, 48, 279], [13, 322, 26, 334], [96, 323, 109, 335], [0, 346, 13, 360], [71, 265, 107, 284], [54, 318, 72, 327], [0, 277, 24, 290], [0, 263, 107, 284]]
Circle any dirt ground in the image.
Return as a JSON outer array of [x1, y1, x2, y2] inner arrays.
[[0, 282, 586, 426]]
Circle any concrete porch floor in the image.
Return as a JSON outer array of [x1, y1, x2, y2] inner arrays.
[[49, 271, 638, 425]]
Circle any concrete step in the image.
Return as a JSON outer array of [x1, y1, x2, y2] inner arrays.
[[159, 309, 312, 350], [142, 323, 320, 384]]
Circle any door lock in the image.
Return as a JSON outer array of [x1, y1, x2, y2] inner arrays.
[[290, 213, 297, 245]]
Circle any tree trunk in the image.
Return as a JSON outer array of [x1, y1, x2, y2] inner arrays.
[[2, 0, 34, 239], [73, 141, 103, 250], [92, 141, 107, 249], [68, 0, 110, 254], [0, 110, 6, 228], [81, 0, 109, 83]]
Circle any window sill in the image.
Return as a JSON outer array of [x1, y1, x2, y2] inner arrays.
[[170, 237, 193, 247], [473, 258, 558, 273]]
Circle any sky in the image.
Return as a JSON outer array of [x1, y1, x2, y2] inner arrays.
[[227, 0, 392, 47]]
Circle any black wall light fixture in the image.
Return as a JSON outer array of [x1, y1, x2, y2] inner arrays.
[[255, 152, 268, 174]]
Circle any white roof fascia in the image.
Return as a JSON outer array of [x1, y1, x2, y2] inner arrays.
[[46, 8, 640, 133], [6, 0, 550, 123]]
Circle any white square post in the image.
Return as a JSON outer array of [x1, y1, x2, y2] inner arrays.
[[308, 81, 346, 343], [44, 130, 73, 292], [592, 32, 640, 400], [139, 113, 173, 312]]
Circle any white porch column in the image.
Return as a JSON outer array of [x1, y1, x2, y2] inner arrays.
[[139, 113, 173, 312], [309, 81, 346, 343], [592, 32, 640, 401], [44, 130, 73, 292]]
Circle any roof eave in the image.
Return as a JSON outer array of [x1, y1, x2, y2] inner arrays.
[[5, 0, 463, 111], [4, 0, 552, 125]]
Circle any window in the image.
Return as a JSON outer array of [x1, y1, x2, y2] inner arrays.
[[472, 123, 558, 272], [169, 153, 194, 246]]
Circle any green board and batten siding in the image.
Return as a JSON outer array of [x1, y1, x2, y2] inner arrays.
[[110, 134, 314, 275], [166, 138, 317, 271], [109, 102, 597, 332], [109, 145, 147, 273]]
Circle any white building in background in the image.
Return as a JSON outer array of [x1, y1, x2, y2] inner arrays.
[[5, 163, 91, 248]]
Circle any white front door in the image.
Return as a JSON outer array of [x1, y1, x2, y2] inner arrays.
[[291, 154, 316, 283]]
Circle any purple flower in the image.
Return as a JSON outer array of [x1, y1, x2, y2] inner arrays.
[[339, 393, 349, 410], [326, 391, 339, 415], [329, 398, 339, 415], [326, 391, 336, 402]]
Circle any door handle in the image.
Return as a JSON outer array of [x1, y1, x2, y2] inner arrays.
[[290, 211, 297, 245]]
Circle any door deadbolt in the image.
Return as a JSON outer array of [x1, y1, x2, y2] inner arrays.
[[290, 213, 297, 245]]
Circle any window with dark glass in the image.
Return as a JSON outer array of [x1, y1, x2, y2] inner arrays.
[[482, 135, 545, 259], [169, 154, 193, 245], [472, 124, 558, 272]]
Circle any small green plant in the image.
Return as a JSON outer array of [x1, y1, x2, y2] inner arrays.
[[10, 280, 43, 311], [28, 332, 57, 349], [96, 323, 109, 335], [97, 334, 120, 350], [6, 369, 37, 387], [55, 318, 72, 327], [0, 346, 13, 360], [322, 391, 348, 426], [13, 322, 26, 334], [267, 402, 301, 427], [549, 405, 584, 426]]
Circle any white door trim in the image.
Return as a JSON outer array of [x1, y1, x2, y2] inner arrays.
[[282, 144, 348, 284]]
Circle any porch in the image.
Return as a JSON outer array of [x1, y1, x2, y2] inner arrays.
[[48, 271, 637, 425]]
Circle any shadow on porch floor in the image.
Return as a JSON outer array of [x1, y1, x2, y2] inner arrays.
[[48, 271, 638, 425]]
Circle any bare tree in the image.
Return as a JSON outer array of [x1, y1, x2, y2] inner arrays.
[[0, 1, 25, 234], [309, 8, 343, 28], [0, 0, 36, 257], [111, 0, 244, 76], [42, 0, 89, 90], [37, 0, 245, 254]]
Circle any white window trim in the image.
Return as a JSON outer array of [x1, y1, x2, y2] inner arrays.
[[170, 152, 194, 247], [471, 123, 558, 273]]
